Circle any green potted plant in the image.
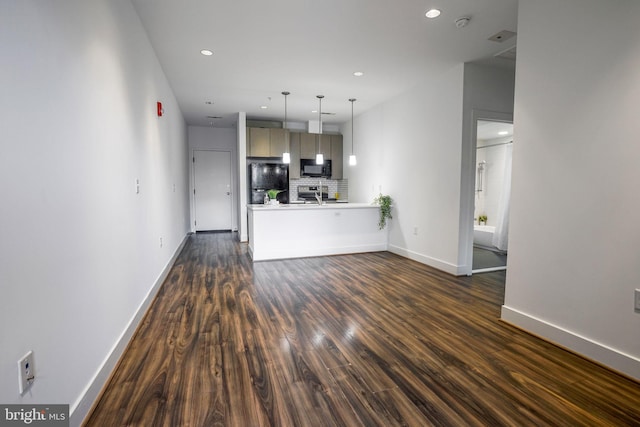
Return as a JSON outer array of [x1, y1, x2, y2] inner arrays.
[[266, 189, 283, 205], [478, 214, 487, 225], [374, 194, 393, 230]]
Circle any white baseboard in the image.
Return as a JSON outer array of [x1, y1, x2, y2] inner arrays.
[[501, 305, 640, 381], [388, 244, 467, 276], [69, 234, 190, 427]]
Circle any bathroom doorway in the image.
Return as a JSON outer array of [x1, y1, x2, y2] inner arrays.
[[472, 120, 513, 273]]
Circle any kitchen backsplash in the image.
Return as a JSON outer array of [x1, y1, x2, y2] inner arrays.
[[291, 178, 349, 201]]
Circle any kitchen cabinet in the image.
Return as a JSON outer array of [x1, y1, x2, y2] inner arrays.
[[290, 132, 343, 178], [289, 133, 301, 178], [300, 133, 332, 160], [247, 203, 387, 261], [320, 135, 332, 160], [300, 132, 317, 159], [247, 127, 270, 157], [248, 129, 342, 179], [270, 128, 287, 157], [330, 135, 343, 179], [246, 127, 289, 158]]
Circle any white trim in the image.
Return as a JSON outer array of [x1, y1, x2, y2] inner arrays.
[[251, 243, 388, 262], [459, 109, 513, 276], [388, 244, 466, 276], [70, 234, 190, 426], [237, 114, 249, 242], [501, 305, 640, 381], [472, 266, 507, 274]]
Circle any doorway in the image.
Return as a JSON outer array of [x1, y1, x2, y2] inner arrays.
[[193, 150, 232, 231], [472, 120, 512, 273]]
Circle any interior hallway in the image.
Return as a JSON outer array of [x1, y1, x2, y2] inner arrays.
[[85, 232, 640, 426]]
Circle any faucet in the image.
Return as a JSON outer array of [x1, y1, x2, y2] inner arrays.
[[315, 179, 323, 205]]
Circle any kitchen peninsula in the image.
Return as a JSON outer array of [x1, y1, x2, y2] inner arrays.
[[247, 203, 387, 261]]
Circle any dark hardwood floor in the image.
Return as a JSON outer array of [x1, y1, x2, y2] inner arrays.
[[84, 232, 640, 426]]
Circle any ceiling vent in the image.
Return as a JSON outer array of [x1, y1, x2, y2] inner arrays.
[[494, 45, 517, 61], [488, 30, 516, 43]]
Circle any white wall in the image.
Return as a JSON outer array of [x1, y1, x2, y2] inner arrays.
[[0, 0, 190, 423], [343, 65, 467, 274], [237, 113, 248, 241], [188, 126, 239, 232], [504, 0, 640, 379], [343, 62, 515, 275]]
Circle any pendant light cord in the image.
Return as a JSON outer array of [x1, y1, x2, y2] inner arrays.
[[317, 95, 324, 155], [349, 98, 356, 155], [282, 91, 290, 152]]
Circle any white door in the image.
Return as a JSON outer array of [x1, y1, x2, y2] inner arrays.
[[194, 150, 232, 231]]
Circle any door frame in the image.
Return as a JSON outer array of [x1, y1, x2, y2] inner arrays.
[[459, 109, 513, 275]]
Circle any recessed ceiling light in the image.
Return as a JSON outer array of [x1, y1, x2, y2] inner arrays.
[[498, 131, 509, 136], [353, 71, 364, 77], [260, 105, 268, 109], [200, 49, 213, 56], [425, 9, 441, 19]]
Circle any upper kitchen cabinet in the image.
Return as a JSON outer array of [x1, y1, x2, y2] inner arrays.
[[289, 132, 301, 179], [330, 135, 343, 179], [299, 132, 317, 159], [320, 135, 332, 160], [247, 127, 270, 157], [295, 132, 343, 178], [246, 127, 289, 158], [270, 128, 287, 156], [300, 133, 331, 159]]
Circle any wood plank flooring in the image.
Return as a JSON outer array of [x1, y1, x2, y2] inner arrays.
[[84, 232, 640, 426]]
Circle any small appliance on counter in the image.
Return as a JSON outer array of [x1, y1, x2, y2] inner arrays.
[[249, 162, 289, 204]]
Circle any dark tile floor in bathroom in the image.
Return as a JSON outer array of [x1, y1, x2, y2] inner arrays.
[[473, 246, 507, 270]]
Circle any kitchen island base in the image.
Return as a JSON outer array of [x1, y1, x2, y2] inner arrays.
[[247, 203, 387, 261]]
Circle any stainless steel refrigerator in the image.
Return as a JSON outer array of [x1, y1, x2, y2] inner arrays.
[[248, 163, 289, 204]]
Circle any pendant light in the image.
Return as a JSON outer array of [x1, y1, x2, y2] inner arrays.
[[349, 98, 357, 166], [316, 95, 324, 165], [281, 91, 290, 164]]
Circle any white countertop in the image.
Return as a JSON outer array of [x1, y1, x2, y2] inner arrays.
[[247, 202, 377, 211]]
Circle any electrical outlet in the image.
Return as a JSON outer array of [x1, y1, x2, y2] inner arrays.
[[17, 351, 35, 394], [413, 226, 418, 235], [635, 289, 640, 313]]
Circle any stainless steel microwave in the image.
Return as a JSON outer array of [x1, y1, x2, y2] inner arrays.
[[300, 159, 332, 178]]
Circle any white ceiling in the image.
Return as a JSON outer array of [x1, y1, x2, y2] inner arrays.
[[477, 120, 513, 141], [131, 0, 518, 128]]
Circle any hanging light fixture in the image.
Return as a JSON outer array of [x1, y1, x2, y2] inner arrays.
[[315, 95, 324, 165], [281, 91, 290, 164], [349, 98, 357, 166]]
